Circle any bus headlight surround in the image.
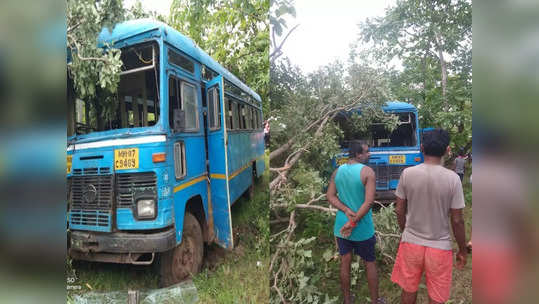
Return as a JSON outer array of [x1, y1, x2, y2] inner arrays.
[[136, 199, 156, 219]]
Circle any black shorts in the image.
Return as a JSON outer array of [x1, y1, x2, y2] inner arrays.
[[337, 235, 376, 262]]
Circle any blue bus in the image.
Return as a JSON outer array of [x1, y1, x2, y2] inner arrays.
[[333, 101, 423, 199], [67, 19, 265, 285]]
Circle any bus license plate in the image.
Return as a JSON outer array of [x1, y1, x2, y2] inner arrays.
[[337, 157, 349, 166], [389, 155, 406, 164], [67, 155, 72, 174], [115, 148, 139, 170]]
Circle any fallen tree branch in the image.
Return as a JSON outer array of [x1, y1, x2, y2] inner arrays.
[[375, 231, 401, 238], [270, 87, 371, 164], [269, 166, 290, 172], [382, 252, 395, 262], [272, 282, 286, 304], [270, 226, 290, 239], [272, 203, 337, 214], [270, 210, 296, 272]]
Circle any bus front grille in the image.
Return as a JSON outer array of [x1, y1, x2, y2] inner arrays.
[[69, 210, 110, 227], [390, 165, 411, 180], [68, 173, 113, 231], [116, 172, 157, 209], [368, 164, 413, 190], [371, 164, 389, 189]]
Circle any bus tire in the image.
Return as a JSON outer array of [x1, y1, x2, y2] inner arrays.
[[159, 212, 203, 286]]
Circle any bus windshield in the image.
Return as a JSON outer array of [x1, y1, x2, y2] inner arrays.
[[68, 42, 160, 136], [335, 111, 418, 149]]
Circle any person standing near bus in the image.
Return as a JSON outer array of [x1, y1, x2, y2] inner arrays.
[[391, 129, 467, 304], [264, 119, 270, 146], [326, 141, 386, 304], [454, 150, 468, 181]]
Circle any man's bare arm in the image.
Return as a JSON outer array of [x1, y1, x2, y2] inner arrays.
[[450, 208, 467, 253], [353, 166, 375, 222], [326, 170, 354, 217], [395, 196, 407, 232], [451, 208, 467, 269]]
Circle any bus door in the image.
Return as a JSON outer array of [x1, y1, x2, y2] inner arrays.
[[205, 75, 233, 249]]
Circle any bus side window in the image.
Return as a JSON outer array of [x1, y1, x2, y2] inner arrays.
[[236, 102, 242, 129], [240, 104, 246, 129], [174, 141, 186, 179], [252, 107, 257, 130], [208, 88, 215, 129], [232, 100, 240, 130], [245, 106, 251, 130], [250, 107, 255, 130], [226, 98, 233, 130], [216, 91, 221, 129], [181, 82, 198, 131], [208, 87, 221, 130], [168, 77, 180, 130]]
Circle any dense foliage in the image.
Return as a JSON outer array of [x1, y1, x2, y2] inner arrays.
[[67, 0, 164, 133], [269, 58, 398, 304], [67, 0, 125, 104], [359, 0, 472, 153], [269, 0, 472, 302], [169, 0, 270, 114]]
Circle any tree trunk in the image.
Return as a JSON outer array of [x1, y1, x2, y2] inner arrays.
[[269, 138, 293, 161], [433, 30, 448, 110]]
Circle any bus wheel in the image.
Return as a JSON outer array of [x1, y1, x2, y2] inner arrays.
[[159, 212, 203, 286]]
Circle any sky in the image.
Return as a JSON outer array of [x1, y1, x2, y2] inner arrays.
[[123, 0, 397, 73], [279, 0, 396, 73], [123, 0, 173, 17]]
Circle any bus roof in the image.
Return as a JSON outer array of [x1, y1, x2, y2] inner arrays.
[[382, 101, 417, 112], [344, 101, 417, 115], [98, 18, 262, 103]]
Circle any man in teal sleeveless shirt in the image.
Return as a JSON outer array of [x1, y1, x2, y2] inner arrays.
[[327, 141, 385, 304]]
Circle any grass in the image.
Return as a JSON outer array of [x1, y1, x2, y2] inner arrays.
[[194, 152, 270, 303], [309, 171, 473, 303], [67, 261, 159, 292], [67, 152, 270, 303]]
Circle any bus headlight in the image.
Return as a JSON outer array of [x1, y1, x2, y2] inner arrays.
[[136, 199, 156, 219]]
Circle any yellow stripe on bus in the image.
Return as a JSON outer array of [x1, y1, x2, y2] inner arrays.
[[229, 163, 252, 179], [173, 175, 207, 193], [210, 155, 264, 181], [210, 173, 226, 179]]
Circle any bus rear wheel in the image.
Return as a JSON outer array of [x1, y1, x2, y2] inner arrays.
[[159, 212, 203, 286]]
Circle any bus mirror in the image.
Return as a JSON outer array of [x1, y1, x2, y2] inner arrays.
[[174, 109, 186, 132]]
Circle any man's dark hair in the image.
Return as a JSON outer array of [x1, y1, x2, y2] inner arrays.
[[421, 129, 450, 157], [349, 140, 367, 157]]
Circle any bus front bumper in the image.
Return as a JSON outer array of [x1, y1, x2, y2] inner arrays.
[[375, 190, 397, 201], [68, 228, 176, 264]]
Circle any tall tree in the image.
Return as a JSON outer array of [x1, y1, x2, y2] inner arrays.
[[360, 0, 472, 152], [169, 0, 270, 114]]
